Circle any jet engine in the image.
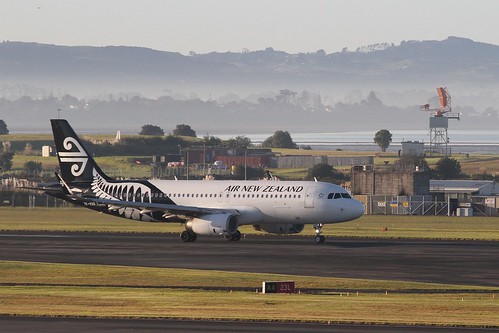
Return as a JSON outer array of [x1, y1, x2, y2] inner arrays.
[[253, 223, 305, 235], [186, 214, 238, 236]]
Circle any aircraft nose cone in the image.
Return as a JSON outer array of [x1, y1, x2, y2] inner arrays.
[[350, 200, 364, 220], [352, 200, 365, 219]]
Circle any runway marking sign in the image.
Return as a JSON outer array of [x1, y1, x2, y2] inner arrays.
[[262, 281, 295, 294]]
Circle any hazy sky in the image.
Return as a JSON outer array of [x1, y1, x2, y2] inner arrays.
[[1, 0, 498, 54]]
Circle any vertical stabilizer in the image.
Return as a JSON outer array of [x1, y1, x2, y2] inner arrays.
[[51, 119, 111, 183]]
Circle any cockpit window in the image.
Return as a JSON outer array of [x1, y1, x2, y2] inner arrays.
[[328, 192, 352, 199]]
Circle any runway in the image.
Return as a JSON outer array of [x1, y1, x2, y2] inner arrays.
[[1, 231, 498, 332], [0, 231, 497, 286], [1, 316, 495, 333]]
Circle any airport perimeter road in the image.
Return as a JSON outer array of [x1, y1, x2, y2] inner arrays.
[[0, 232, 498, 286]]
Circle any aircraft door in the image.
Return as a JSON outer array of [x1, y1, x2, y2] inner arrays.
[[304, 186, 316, 208]]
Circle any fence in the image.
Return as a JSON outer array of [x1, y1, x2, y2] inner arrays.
[[0, 190, 69, 208], [356, 194, 497, 216], [275, 155, 373, 169]]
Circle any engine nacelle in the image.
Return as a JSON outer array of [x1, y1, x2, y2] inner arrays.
[[186, 214, 238, 236], [253, 223, 305, 235]]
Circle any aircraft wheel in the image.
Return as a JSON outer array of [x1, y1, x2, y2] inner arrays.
[[225, 230, 242, 241], [314, 235, 325, 243], [180, 231, 196, 242], [232, 230, 242, 241]]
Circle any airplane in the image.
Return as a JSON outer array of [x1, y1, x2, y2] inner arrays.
[[23, 119, 364, 243]]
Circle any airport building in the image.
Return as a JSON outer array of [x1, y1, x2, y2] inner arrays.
[[430, 180, 499, 216], [351, 165, 499, 216]]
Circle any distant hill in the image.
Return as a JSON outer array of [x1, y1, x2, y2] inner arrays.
[[2, 37, 499, 133], [2, 37, 499, 97]]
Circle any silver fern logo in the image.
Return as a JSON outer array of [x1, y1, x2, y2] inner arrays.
[[58, 137, 88, 177], [91, 169, 155, 222], [91, 169, 152, 203]]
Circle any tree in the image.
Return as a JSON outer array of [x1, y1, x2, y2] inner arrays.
[[305, 163, 348, 184], [434, 157, 463, 179], [262, 130, 297, 149], [396, 154, 429, 170], [226, 135, 252, 148], [24, 160, 42, 173], [139, 124, 164, 136], [365, 91, 383, 106], [203, 135, 222, 146], [173, 124, 196, 137], [374, 129, 392, 152], [0, 152, 13, 171], [0, 120, 8, 135], [232, 165, 264, 180]]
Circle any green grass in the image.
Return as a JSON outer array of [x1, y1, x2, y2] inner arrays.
[[11, 155, 152, 178], [267, 167, 308, 180], [0, 134, 54, 141], [0, 261, 497, 326], [0, 207, 182, 233], [332, 215, 499, 240], [1, 207, 499, 240]]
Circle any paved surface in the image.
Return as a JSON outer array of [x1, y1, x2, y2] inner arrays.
[[1, 231, 498, 332], [1, 316, 497, 333], [0, 232, 498, 286]]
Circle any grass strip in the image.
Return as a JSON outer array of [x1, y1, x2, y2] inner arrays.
[[1, 207, 498, 240], [3, 260, 497, 292], [0, 261, 497, 327]]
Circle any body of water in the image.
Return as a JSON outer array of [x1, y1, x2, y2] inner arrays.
[[216, 130, 499, 154]]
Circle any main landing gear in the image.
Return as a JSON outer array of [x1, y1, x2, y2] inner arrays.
[[180, 230, 242, 242], [224, 230, 242, 241], [180, 230, 197, 242], [313, 223, 325, 243]]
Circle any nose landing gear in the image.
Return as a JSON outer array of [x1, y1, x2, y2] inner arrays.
[[313, 223, 325, 243]]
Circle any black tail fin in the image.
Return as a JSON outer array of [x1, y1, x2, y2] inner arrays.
[[51, 119, 111, 183]]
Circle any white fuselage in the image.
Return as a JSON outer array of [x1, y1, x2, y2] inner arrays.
[[147, 179, 364, 225]]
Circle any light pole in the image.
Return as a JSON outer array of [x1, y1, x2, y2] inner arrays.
[[186, 148, 189, 180], [244, 147, 247, 180], [203, 144, 206, 176]]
